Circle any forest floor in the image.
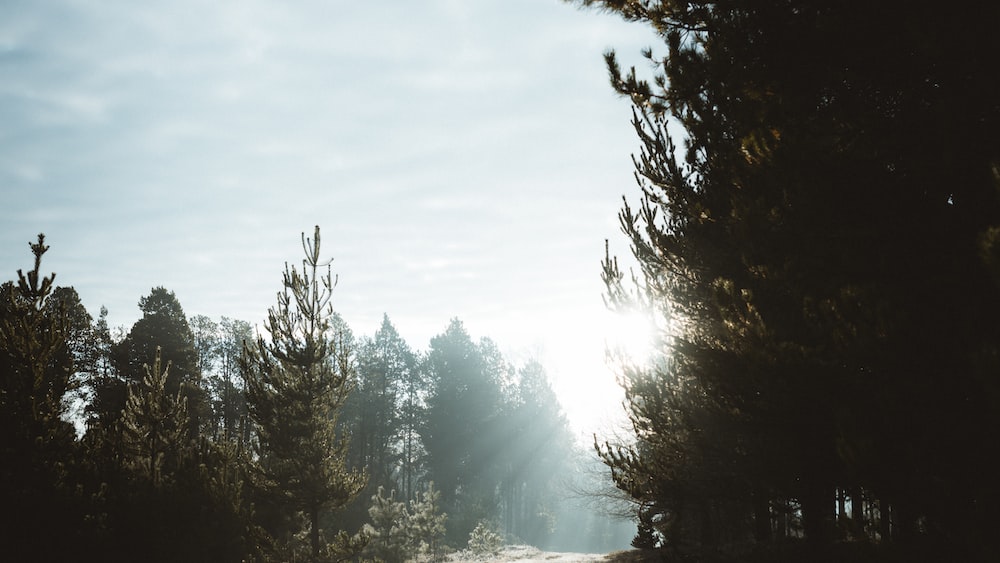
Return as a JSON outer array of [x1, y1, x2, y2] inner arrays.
[[446, 545, 660, 562]]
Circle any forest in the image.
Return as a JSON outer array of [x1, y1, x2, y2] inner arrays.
[[0, 228, 628, 562], [5, 1, 1000, 562]]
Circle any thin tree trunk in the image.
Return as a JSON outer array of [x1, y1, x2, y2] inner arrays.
[[752, 489, 771, 543], [836, 487, 846, 539], [310, 504, 320, 561], [800, 481, 832, 547]]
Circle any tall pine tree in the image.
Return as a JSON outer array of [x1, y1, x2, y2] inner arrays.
[[580, 0, 1000, 559], [0, 235, 83, 560], [240, 226, 365, 561]]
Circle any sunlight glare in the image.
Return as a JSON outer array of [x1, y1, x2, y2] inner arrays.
[[538, 305, 660, 441], [604, 308, 658, 367]]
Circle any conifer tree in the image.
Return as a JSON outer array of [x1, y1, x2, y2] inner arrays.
[[407, 482, 447, 561], [121, 346, 189, 486], [578, 0, 1000, 558], [339, 314, 419, 530], [215, 316, 253, 443], [420, 319, 508, 541], [363, 486, 409, 563], [107, 345, 258, 562], [240, 226, 365, 561], [467, 521, 502, 556], [0, 234, 82, 560], [499, 360, 573, 546], [102, 287, 208, 438]]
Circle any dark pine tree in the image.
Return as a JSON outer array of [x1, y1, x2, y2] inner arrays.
[[102, 286, 208, 438], [577, 0, 1000, 560], [0, 235, 84, 560]]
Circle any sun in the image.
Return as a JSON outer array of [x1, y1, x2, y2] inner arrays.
[[539, 306, 660, 439], [603, 308, 658, 367]]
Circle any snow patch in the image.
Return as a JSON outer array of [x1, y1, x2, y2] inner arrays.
[[447, 544, 607, 562]]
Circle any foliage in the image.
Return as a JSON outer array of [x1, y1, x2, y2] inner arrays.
[[363, 486, 410, 563], [109, 344, 258, 562], [105, 286, 208, 437], [240, 226, 366, 561], [467, 521, 503, 555], [408, 482, 448, 561], [121, 346, 189, 485], [419, 319, 507, 541], [580, 0, 1000, 560], [0, 230, 588, 559], [0, 234, 84, 560], [339, 314, 420, 530], [190, 315, 253, 442], [498, 359, 573, 546]]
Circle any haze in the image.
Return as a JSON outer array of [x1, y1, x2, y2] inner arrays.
[[0, 0, 659, 435]]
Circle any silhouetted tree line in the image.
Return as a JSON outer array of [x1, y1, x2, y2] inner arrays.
[[0, 228, 584, 562], [580, 1, 1000, 561]]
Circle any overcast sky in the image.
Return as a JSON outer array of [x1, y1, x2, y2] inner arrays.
[[0, 0, 660, 435]]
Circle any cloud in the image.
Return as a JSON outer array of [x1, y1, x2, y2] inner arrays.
[[0, 0, 659, 355]]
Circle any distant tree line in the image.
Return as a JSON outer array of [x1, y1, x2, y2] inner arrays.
[[0, 228, 614, 562], [580, 1, 1000, 562]]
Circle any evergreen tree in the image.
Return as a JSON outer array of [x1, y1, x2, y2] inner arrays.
[[467, 521, 503, 555], [363, 486, 409, 563], [121, 346, 189, 485], [45, 286, 96, 380], [85, 305, 123, 435], [189, 314, 254, 442], [340, 314, 418, 530], [104, 287, 208, 438], [578, 0, 1000, 559], [419, 319, 506, 542], [189, 314, 221, 386], [407, 482, 447, 561], [0, 234, 83, 560], [105, 345, 257, 562], [398, 347, 427, 505], [240, 226, 365, 561], [498, 360, 573, 547]]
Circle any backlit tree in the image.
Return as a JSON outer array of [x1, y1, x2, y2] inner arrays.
[[240, 226, 365, 560]]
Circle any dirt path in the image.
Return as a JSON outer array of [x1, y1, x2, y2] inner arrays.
[[447, 545, 608, 562], [446, 545, 660, 562]]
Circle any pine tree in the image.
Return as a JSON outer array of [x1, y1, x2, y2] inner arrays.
[[0, 234, 83, 560], [216, 317, 252, 443], [467, 521, 502, 556], [419, 319, 506, 543], [121, 346, 189, 486], [578, 0, 1000, 558], [106, 345, 258, 562], [339, 314, 419, 531], [407, 482, 447, 561], [498, 360, 573, 546], [240, 226, 365, 561], [363, 486, 409, 563], [105, 287, 208, 438]]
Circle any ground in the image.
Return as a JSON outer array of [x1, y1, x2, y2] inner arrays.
[[446, 545, 659, 563]]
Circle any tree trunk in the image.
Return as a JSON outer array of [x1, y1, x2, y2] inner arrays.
[[800, 481, 832, 547], [836, 488, 846, 539], [878, 498, 891, 541], [752, 489, 771, 543], [310, 504, 320, 561]]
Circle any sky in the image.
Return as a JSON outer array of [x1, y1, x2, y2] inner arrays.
[[0, 0, 661, 437]]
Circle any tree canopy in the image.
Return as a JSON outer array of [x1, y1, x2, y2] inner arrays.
[[583, 0, 1000, 560]]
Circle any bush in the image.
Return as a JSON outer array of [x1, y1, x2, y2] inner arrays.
[[467, 521, 502, 555]]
